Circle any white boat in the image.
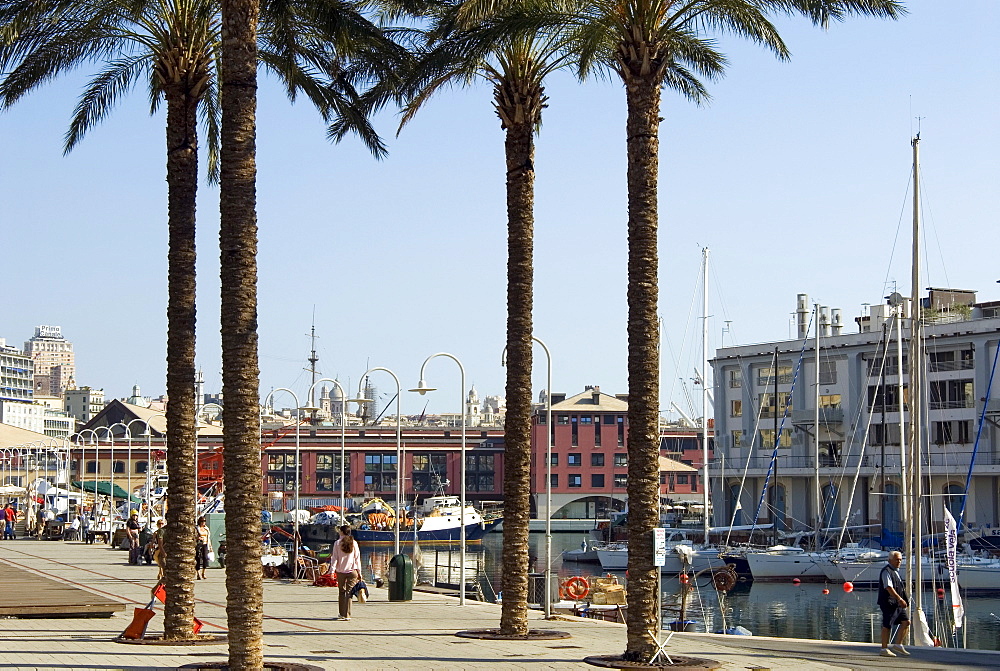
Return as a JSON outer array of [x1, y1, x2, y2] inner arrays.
[[744, 545, 826, 581], [955, 561, 1000, 591], [597, 540, 727, 573]]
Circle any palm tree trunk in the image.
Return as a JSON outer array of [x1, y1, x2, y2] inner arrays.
[[162, 87, 199, 640], [220, 0, 264, 667], [499, 115, 534, 637], [622, 75, 660, 662]]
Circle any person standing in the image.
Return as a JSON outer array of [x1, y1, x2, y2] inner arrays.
[[330, 525, 361, 621], [1, 504, 12, 540], [195, 516, 210, 579], [81, 511, 93, 544], [126, 511, 142, 564], [877, 550, 911, 657]]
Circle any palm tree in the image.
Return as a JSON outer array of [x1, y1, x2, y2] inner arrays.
[[568, 0, 904, 660], [398, 2, 569, 636], [1, 0, 406, 645]]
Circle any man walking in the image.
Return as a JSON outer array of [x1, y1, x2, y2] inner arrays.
[[877, 550, 911, 657]]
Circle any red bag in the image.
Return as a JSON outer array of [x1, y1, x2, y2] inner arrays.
[[313, 573, 338, 587]]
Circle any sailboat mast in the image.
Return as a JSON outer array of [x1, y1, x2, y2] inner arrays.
[[910, 134, 924, 616], [702, 247, 710, 545], [813, 304, 821, 545]]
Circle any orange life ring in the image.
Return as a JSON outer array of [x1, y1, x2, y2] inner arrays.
[[562, 576, 590, 600]]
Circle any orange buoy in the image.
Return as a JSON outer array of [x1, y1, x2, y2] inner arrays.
[[822, 588, 830, 595], [936, 587, 946, 599], [679, 573, 689, 584], [843, 581, 854, 593], [792, 578, 801, 585]]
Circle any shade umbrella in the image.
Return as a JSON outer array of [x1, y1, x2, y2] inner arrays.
[[71, 480, 143, 504]]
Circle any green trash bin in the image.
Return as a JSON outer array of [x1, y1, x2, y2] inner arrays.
[[388, 553, 413, 601]]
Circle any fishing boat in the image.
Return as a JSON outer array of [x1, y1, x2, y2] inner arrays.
[[301, 495, 502, 545]]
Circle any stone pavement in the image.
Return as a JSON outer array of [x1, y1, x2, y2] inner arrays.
[[2, 538, 999, 670]]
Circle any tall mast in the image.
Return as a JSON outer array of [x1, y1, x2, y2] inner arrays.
[[909, 134, 924, 620], [307, 310, 319, 410], [813, 304, 821, 546], [772, 346, 779, 547], [701, 247, 710, 544]]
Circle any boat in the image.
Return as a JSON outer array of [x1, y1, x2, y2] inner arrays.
[[955, 560, 1000, 591], [562, 538, 603, 563], [302, 495, 502, 545], [744, 545, 826, 582]]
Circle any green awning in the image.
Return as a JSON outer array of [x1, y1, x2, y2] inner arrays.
[[71, 480, 143, 504]]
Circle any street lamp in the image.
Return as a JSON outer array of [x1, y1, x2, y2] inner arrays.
[[126, 419, 151, 521], [138, 414, 166, 521], [410, 352, 467, 606], [264, 387, 301, 571], [502, 336, 552, 617], [74, 429, 100, 519], [304, 378, 351, 525], [105, 423, 133, 520], [355, 367, 402, 556]]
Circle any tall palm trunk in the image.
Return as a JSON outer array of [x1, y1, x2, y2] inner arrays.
[[220, 0, 264, 667], [622, 74, 660, 661], [498, 80, 535, 636], [162, 87, 200, 639]]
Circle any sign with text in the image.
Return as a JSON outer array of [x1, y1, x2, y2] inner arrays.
[[653, 528, 667, 567]]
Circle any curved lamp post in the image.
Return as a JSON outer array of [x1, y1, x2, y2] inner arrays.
[[502, 335, 552, 617], [264, 387, 301, 573], [74, 429, 100, 519], [356, 367, 402, 555], [305, 378, 351, 525], [410, 352, 467, 606], [126, 419, 151, 521], [106, 423, 133, 519], [139, 414, 166, 521]]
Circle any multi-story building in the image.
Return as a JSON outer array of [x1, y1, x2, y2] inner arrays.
[[64, 386, 105, 424], [530, 386, 712, 520], [24, 325, 75, 397], [0, 339, 33, 403], [711, 289, 1000, 539]]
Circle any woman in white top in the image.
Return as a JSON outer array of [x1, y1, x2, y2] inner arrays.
[[330, 525, 361, 620]]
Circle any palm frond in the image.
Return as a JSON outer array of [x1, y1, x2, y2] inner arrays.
[[65, 53, 151, 152]]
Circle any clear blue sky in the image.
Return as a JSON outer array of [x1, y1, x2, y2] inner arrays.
[[2, 1, 997, 420]]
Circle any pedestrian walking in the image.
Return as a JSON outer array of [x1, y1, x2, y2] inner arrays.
[[1, 504, 14, 540], [329, 525, 361, 621], [81, 511, 93, 544], [195, 516, 210, 579], [877, 550, 911, 657]]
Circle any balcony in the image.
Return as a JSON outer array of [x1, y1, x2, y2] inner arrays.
[[792, 408, 844, 425]]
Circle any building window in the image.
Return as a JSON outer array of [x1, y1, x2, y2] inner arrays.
[[550, 453, 558, 466], [571, 416, 579, 446], [466, 453, 496, 492], [86, 460, 99, 474], [933, 420, 972, 445], [819, 394, 841, 409], [315, 454, 350, 493], [613, 474, 627, 488], [557, 415, 569, 425], [758, 392, 792, 417], [759, 429, 793, 448], [729, 369, 742, 388], [732, 430, 744, 448], [591, 453, 605, 467], [617, 415, 625, 446], [819, 359, 837, 385], [550, 473, 558, 487], [594, 415, 602, 446], [567, 453, 581, 466], [363, 453, 397, 491], [136, 461, 148, 474], [267, 453, 300, 492], [929, 379, 974, 410], [568, 474, 582, 488], [867, 384, 909, 413], [613, 453, 628, 467], [730, 400, 742, 417], [929, 349, 974, 372], [592, 474, 605, 488], [677, 474, 688, 485], [758, 365, 793, 386], [412, 453, 448, 492]]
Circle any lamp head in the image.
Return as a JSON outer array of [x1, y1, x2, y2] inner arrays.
[[409, 379, 436, 395]]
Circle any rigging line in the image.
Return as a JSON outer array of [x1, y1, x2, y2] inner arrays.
[[957, 337, 999, 530], [881, 167, 915, 303], [748, 328, 812, 534], [662, 257, 702, 416], [915, 163, 952, 291], [836, 320, 895, 549]]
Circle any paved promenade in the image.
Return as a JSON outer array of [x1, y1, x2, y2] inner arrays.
[[2, 538, 999, 670]]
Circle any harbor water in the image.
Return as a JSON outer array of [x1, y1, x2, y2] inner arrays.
[[359, 531, 1000, 652]]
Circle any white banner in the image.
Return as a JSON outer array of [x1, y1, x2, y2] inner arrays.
[[944, 508, 965, 627]]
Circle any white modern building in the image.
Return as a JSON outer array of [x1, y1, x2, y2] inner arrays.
[[1, 339, 33, 403], [711, 288, 1000, 541]]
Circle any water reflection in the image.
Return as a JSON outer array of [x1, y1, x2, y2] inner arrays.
[[359, 532, 1000, 652]]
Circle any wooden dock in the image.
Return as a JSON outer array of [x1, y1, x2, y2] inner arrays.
[[0, 561, 126, 617]]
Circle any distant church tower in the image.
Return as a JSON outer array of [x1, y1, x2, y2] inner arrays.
[[466, 385, 481, 427]]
